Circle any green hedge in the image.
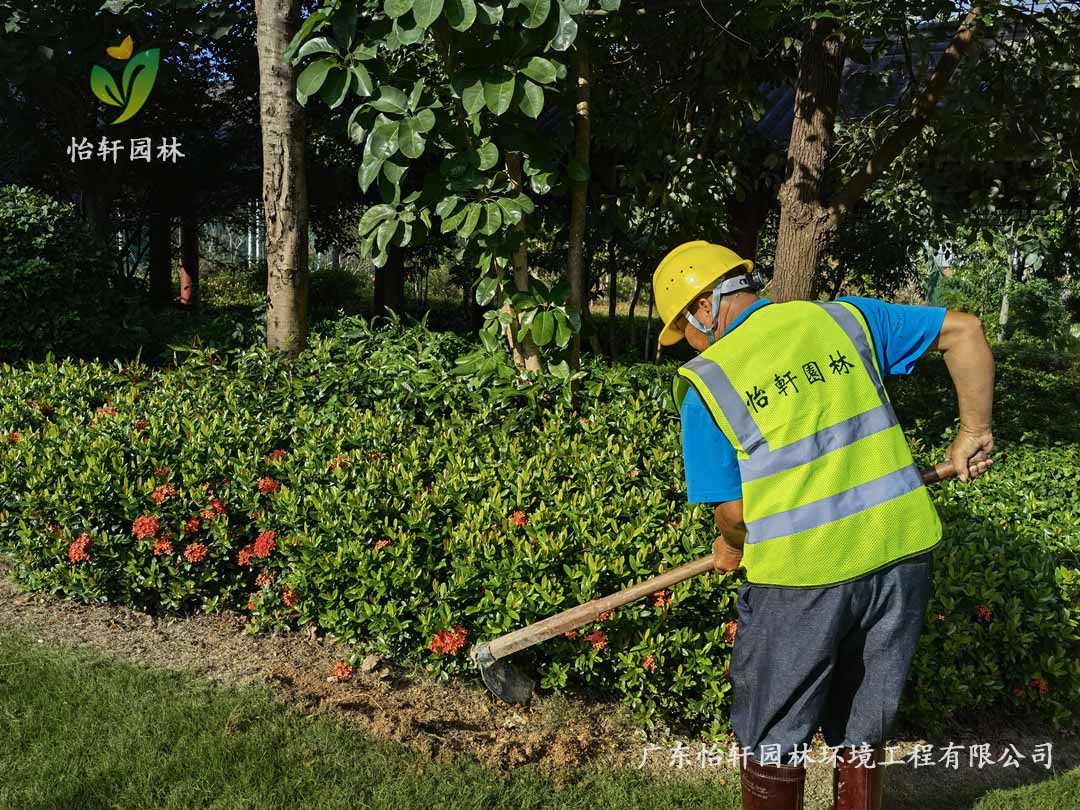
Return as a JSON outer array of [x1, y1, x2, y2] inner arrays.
[[1, 320, 1077, 737]]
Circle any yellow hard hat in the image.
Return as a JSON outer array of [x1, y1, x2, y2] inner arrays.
[[653, 241, 753, 346]]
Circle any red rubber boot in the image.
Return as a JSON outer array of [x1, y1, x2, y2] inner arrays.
[[740, 755, 807, 810], [833, 746, 885, 810]]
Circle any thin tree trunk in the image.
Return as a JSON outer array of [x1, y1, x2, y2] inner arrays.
[[256, 0, 309, 358], [773, 19, 845, 302], [148, 208, 172, 308], [373, 247, 406, 315], [607, 246, 619, 361], [331, 243, 340, 272], [179, 216, 200, 306], [503, 152, 542, 373], [566, 22, 591, 369]]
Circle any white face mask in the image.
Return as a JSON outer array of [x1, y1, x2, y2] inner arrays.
[[684, 273, 759, 346]]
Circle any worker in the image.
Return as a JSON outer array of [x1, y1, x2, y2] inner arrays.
[[652, 241, 995, 810]]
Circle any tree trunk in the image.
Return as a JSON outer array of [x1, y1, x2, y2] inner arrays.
[[464, 267, 485, 331], [727, 188, 772, 263], [330, 243, 340, 272], [256, 0, 309, 358], [772, 19, 846, 302], [566, 22, 591, 369], [374, 247, 406, 315], [503, 152, 542, 373], [148, 208, 172, 308], [607, 246, 619, 360], [998, 249, 1016, 342], [179, 216, 200, 307]]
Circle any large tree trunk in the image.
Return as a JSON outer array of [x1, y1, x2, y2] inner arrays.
[[503, 153, 542, 373], [772, 19, 845, 302], [374, 247, 406, 315], [256, 0, 309, 358], [727, 187, 773, 263], [566, 23, 591, 369], [179, 216, 200, 307], [148, 208, 172, 308]]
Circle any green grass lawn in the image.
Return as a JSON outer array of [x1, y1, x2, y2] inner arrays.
[[1, 631, 1077, 810]]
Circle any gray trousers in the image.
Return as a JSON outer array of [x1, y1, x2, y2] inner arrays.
[[730, 550, 934, 765]]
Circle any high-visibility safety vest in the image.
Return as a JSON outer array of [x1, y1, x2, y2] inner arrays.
[[672, 300, 942, 588]]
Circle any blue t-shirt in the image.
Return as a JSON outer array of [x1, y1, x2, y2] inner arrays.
[[680, 296, 946, 504]]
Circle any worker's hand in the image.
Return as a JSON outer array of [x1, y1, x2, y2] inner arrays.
[[712, 535, 744, 573], [948, 426, 995, 483]]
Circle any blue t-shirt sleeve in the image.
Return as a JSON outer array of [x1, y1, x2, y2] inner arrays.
[[680, 386, 743, 504], [838, 296, 946, 376]]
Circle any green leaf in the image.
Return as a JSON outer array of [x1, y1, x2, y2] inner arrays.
[[513, 192, 535, 214], [376, 218, 398, 252], [475, 141, 499, 171], [395, 16, 426, 45], [549, 4, 577, 50], [384, 0, 413, 19], [318, 67, 350, 109], [90, 65, 123, 107], [113, 48, 160, 124], [408, 79, 425, 111], [484, 70, 516, 116], [412, 0, 444, 28], [519, 56, 557, 84], [440, 205, 469, 233], [359, 204, 397, 236], [476, 275, 499, 305], [549, 359, 570, 379], [532, 310, 555, 346], [297, 58, 333, 98], [480, 201, 503, 235], [520, 0, 551, 29], [496, 197, 523, 225], [350, 63, 373, 96], [454, 71, 486, 114], [446, 0, 478, 30], [459, 203, 482, 239], [554, 309, 572, 346], [370, 86, 409, 114], [297, 37, 339, 60], [285, 11, 328, 62], [567, 157, 590, 182], [397, 118, 426, 159], [599, 0, 619, 9], [381, 160, 407, 185], [435, 195, 462, 218], [414, 108, 436, 131], [518, 79, 544, 118], [476, 2, 503, 24], [359, 155, 384, 192], [560, 0, 587, 13], [369, 121, 400, 159]]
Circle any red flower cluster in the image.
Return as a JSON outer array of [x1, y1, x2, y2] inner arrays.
[[134, 419, 150, 432], [281, 586, 298, 608], [151, 484, 178, 504], [332, 661, 354, 681], [68, 533, 92, 564], [155, 466, 170, 478], [374, 539, 391, 552], [184, 517, 200, 535], [238, 545, 254, 567], [428, 625, 468, 655], [564, 630, 577, 639], [200, 497, 227, 520], [152, 538, 174, 556], [255, 571, 273, 587], [7, 431, 20, 443], [976, 604, 993, 622], [598, 610, 613, 622], [183, 543, 208, 564], [511, 510, 528, 527], [642, 655, 656, 671], [1031, 678, 1049, 696], [724, 620, 739, 644], [367, 452, 387, 461], [131, 515, 160, 540], [253, 530, 277, 558], [257, 476, 281, 494], [266, 449, 289, 461], [328, 454, 349, 471], [584, 630, 607, 651], [96, 406, 118, 417], [246, 596, 257, 611], [653, 589, 672, 609], [1013, 687, 1025, 697], [47, 523, 63, 535]]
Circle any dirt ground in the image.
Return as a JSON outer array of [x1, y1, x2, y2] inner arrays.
[[1, 554, 1075, 807]]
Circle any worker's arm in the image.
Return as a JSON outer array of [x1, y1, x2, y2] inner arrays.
[[928, 310, 995, 482], [712, 499, 746, 572]]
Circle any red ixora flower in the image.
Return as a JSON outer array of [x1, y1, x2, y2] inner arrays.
[[154, 466, 170, 478], [976, 604, 993, 622], [184, 517, 200, 535], [373, 539, 391, 552], [598, 609, 614, 622], [1013, 687, 1026, 697], [333, 661, 354, 682], [238, 544, 255, 567], [152, 538, 174, 556], [7, 431, 20, 443], [281, 586, 298, 608], [200, 497, 227, 520], [1030, 678, 1050, 696], [95, 405, 118, 418], [246, 596, 257, 612], [253, 530, 277, 558], [68, 533, 92, 564], [328, 454, 349, 471], [511, 510, 528, 527], [428, 625, 468, 655], [266, 449, 289, 461], [584, 630, 607, 651], [642, 655, 657, 671], [183, 543, 208, 564], [47, 523, 63, 536], [564, 629, 577, 639], [653, 589, 672, 609], [131, 515, 160, 540], [367, 452, 387, 461], [151, 484, 178, 505], [255, 571, 273, 587], [134, 419, 150, 432], [257, 476, 281, 494], [724, 620, 739, 644]]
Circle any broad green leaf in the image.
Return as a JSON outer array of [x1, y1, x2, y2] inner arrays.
[[518, 79, 544, 118], [359, 204, 396, 236], [532, 310, 555, 346], [384, 0, 413, 19], [347, 105, 368, 143], [381, 160, 407, 185], [480, 202, 503, 235], [519, 56, 557, 84], [511, 291, 538, 310], [599, 0, 619, 9], [440, 205, 469, 233], [297, 58, 332, 98], [408, 79, 425, 111], [568, 157, 590, 182], [370, 85, 409, 114], [435, 195, 462, 218], [549, 4, 577, 50], [476, 2, 503, 24], [476, 275, 499, 306], [395, 16, 426, 45], [114, 48, 160, 124], [297, 37, 339, 60], [513, 192, 535, 214], [475, 141, 499, 170], [376, 218, 398, 252], [549, 359, 570, 379], [520, 0, 551, 29], [446, 0, 477, 30], [560, 0, 586, 12], [453, 71, 486, 114], [554, 309, 572, 346], [285, 11, 328, 61], [412, 0, 444, 28], [484, 70, 515, 115], [350, 63, 373, 96], [398, 118, 426, 159], [414, 108, 436, 131], [90, 65, 123, 107], [369, 121, 400, 159], [318, 67, 350, 109], [358, 155, 384, 192], [459, 203, 482, 239], [496, 197, 524, 225]]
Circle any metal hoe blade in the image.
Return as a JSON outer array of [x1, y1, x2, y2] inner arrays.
[[473, 643, 535, 706]]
